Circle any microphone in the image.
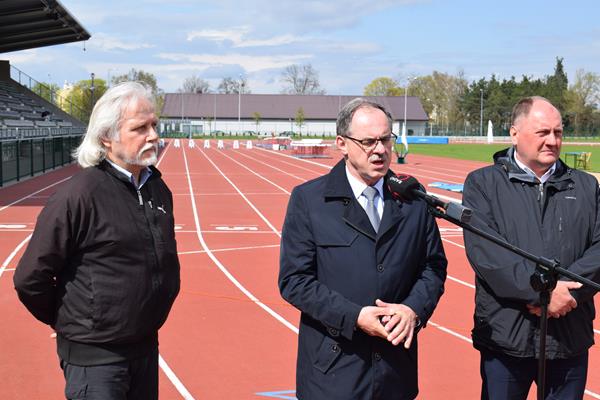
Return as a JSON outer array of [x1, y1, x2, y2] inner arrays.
[[387, 174, 472, 223]]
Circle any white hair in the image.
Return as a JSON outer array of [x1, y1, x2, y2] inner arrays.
[[73, 81, 155, 168]]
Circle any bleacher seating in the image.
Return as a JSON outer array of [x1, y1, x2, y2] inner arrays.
[[35, 120, 57, 128], [0, 78, 85, 139], [3, 119, 35, 128]]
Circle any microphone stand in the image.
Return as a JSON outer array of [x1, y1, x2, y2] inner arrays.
[[428, 205, 600, 400]]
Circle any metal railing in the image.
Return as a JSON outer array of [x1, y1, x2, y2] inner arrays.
[[9, 64, 88, 123]]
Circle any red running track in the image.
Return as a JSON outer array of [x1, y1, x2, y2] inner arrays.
[[1, 139, 600, 399]]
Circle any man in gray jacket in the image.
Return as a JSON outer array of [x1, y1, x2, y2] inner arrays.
[[463, 96, 600, 399]]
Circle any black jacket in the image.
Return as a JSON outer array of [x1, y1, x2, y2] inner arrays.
[[279, 160, 447, 399], [463, 147, 600, 359], [14, 161, 180, 362]]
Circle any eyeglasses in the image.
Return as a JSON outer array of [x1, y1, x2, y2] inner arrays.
[[344, 133, 397, 151]]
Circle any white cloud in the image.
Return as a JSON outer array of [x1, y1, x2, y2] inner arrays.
[[187, 26, 304, 48], [156, 53, 313, 72], [89, 33, 154, 51], [3, 49, 54, 65]]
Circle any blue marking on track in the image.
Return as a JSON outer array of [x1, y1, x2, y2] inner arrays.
[[255, 390, 297, 399], [428, 182, 464, 193]]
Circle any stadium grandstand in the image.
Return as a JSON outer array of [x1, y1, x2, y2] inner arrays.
[[0, 0, 90, 186]]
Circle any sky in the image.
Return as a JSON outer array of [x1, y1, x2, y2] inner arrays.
[[4, 0, 600, 95]]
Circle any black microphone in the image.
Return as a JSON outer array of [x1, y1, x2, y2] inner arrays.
[[387, 174, 472, 223]]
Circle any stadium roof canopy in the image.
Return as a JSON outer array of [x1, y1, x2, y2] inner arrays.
[[0, 0, 90, 54], [162, 94, 429, 121]]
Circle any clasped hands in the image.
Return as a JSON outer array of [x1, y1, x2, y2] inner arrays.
[[357, 299, 417, 349], [526, 281, 583, 318]]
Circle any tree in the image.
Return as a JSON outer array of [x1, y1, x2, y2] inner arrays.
[[411, 71, 467, 134], [363, 77, 403, 96], [111, 69, 164, 115], [565, 69, 600, 135], [179, 76, 210, 93], [252, 112, 261, 133], [295, 107, 305, 135], [544, 57, 569, 112], [58, 78, 108, 123], [218, 76, 250, 94], [280, 64, 325, 95], [31, 82, 60, 104]]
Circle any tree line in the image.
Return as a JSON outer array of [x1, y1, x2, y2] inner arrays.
[[364, 58, 600, 136], [33, 58, 598, 136]]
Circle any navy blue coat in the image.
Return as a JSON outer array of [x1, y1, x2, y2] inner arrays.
[[279, 160, 447, 400]]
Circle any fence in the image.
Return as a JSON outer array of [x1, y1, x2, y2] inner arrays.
[[0, 135, 82, 187]]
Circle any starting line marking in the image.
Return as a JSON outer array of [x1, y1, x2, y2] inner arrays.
[[214, 225, 258, 231], [0, 224, 27, 229]]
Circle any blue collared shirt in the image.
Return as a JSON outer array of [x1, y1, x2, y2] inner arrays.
[[105, 159, 153, 189]]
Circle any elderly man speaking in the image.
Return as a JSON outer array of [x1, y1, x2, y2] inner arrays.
[[279, 98, 447, 399]]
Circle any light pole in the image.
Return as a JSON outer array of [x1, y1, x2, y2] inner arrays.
[[107, 68, 118, 88], [238, 74, 244, 134], [90, 72, 95, 117], [403, 77, 412, 136], [479, 88, 484, 136]]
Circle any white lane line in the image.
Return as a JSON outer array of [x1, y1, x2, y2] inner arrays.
[[213, 148, 292, 195], [427, 321, 472, 344], [182, 145, 298, 335], [155, 141, 197, 400], [0, 234, 32, 279], [158, 355, 195, 400], [178, 244, 280, 256], [0, 176, 72, 212], [196, 147, 282, 237], [255, 146, 332, 169], [234, 148, 323, 176]]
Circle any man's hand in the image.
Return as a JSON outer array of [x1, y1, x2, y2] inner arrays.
[[375, 299, 418, 348], [526, 281, 582, 318], [356, 306, 395, 339]]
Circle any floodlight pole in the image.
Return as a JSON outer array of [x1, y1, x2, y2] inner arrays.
[[90, 72, 95, 117], [403, 78, 410, 135], [238, 74, 243, 134], [479, 88, 484, 136]]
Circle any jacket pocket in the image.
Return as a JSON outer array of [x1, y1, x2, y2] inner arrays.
[[314, 228, 358, 248], [314, 336, 342, 374]]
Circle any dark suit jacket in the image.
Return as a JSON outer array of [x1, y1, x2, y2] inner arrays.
[[279, 159, 447, 400]]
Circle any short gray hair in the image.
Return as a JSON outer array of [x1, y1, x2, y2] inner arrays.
[[73, 81, 155, 168], [336, 98, 393, 137]]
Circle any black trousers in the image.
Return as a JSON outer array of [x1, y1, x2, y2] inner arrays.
[[480, 349, 588, 400], [60, 346, 159, 400]]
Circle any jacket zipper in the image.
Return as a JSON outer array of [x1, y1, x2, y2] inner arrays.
[[137, 189, 143, 206]]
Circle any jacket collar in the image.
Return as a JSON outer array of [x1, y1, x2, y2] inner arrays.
[[98, 159, 161, 186], [323, 159, 406, 241], [493, 147, 572, 185]]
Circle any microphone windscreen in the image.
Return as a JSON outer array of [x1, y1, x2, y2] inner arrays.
[[388, 174, 420, 201]]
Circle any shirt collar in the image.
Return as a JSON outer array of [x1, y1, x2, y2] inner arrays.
[[513, 152, 556, 184], [105, 158, 153, 189], [345, 165, 384, 200]]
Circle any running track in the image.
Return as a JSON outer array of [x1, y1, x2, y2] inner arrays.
[[1, 140, 599, 399]]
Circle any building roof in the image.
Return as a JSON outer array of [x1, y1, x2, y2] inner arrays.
[[161, 93, 429, 121], [0, 0, 90, 54]]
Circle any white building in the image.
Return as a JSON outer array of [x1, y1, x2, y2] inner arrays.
[[160, 93, 429, 137]]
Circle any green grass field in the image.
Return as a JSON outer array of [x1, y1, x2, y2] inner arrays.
[[406, 143, 600, 172]]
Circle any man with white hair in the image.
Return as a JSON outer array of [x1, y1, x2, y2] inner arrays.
[[14, 81, 180, 400]]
